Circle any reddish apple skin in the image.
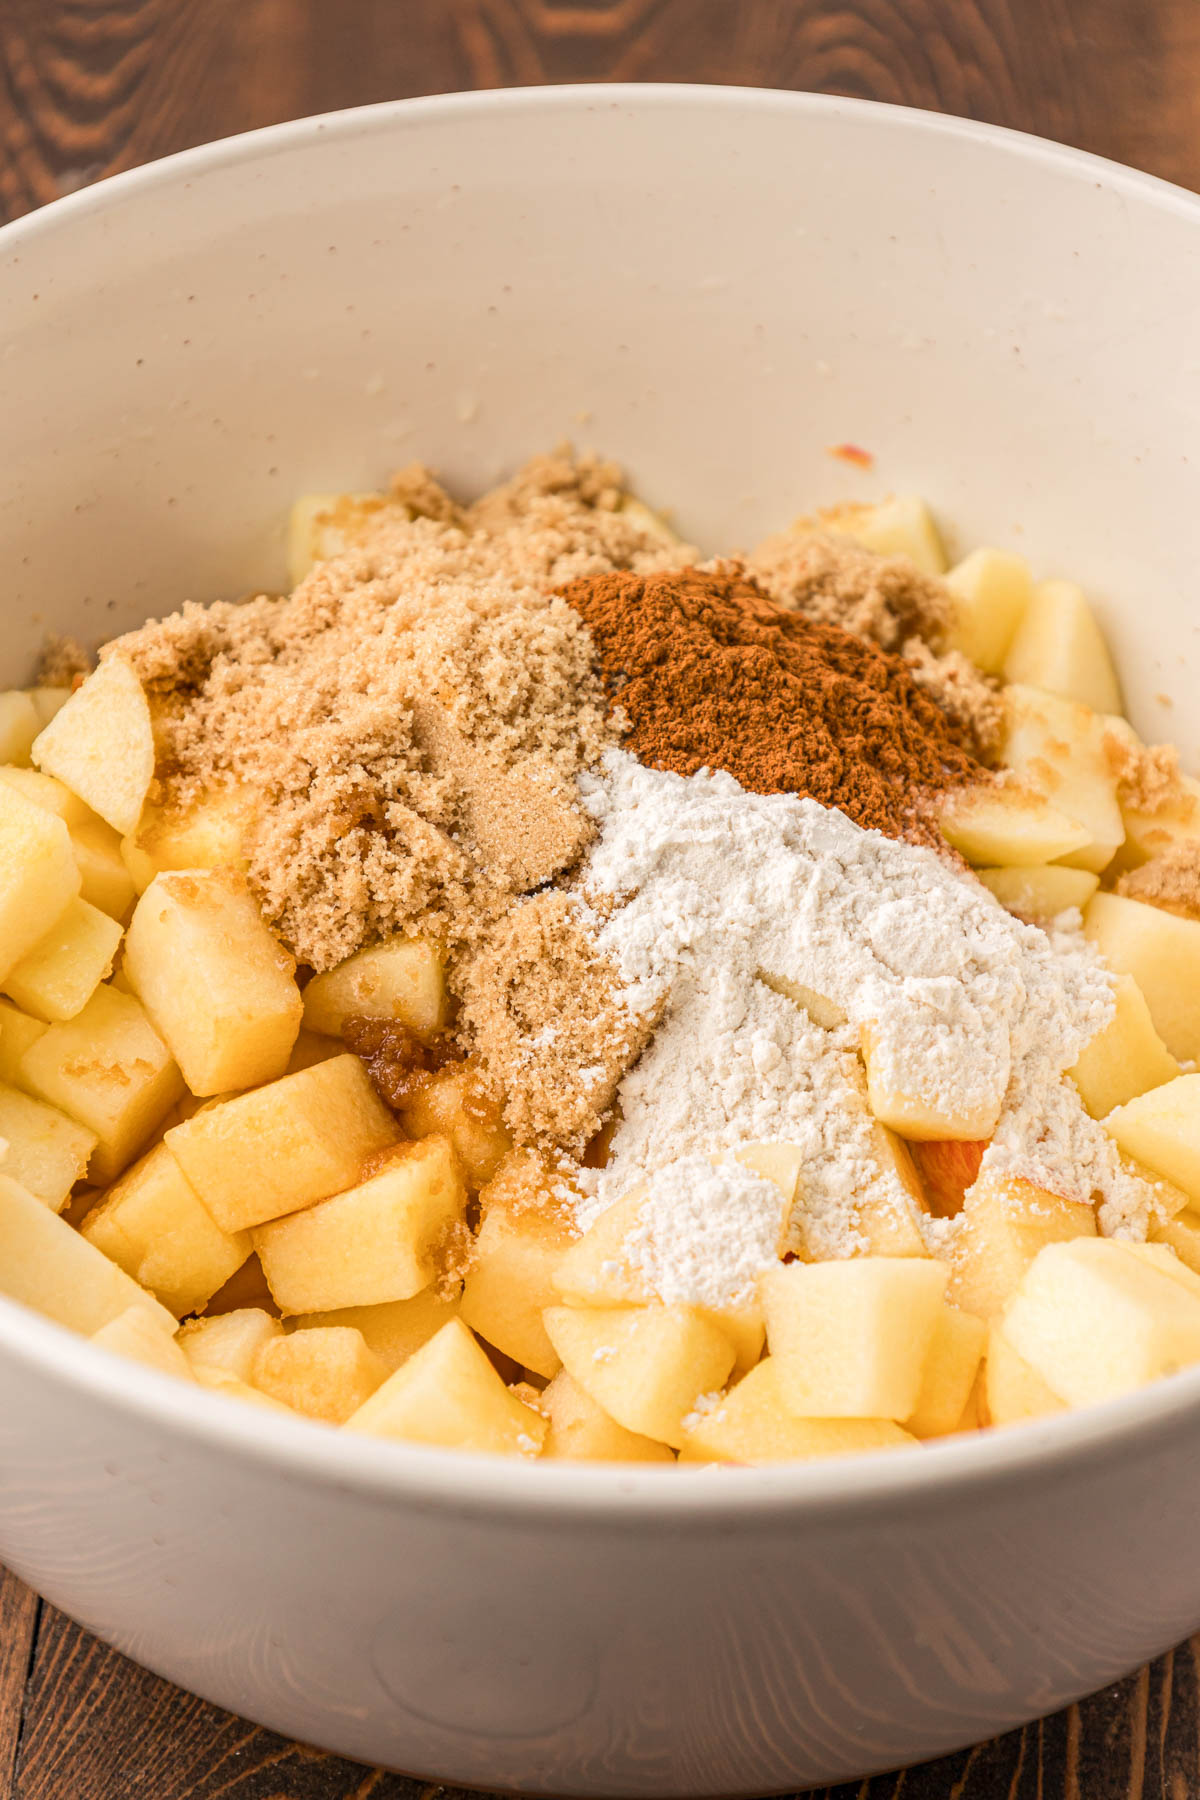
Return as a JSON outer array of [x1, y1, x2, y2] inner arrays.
[[912, 1139, 988, 1217]]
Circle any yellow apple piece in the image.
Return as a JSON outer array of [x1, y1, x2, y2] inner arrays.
[[732, 1141, 806, 1204], [540, 1369, 675, 1462], [861, 1022, 1000, 1141], [0, 692, 41, 765], [70, 818, 136, 920], [346, 1317, 547, 1455], [678, 1360, 917, 1464], [761, 1257, 946, 1420], [124, 870, 302, 1095], [284, 1028, 342, 1074], [121, 785, 252, 895], [1, 896, 122, 1022], [164, 1053, 399, 1234], [758, 972, 847, 1028], [32, 655, 154, 837], [826, 494, 946, 574], [983, 1325, 1066, 1426], [288, 1284, 462, 1375], [853, 1125, 933, 1256], [552, 1187, 653, 1308], [254, 1134, 466, 1314], [1084, 892, 1200, 1062], [82, 1141, 251, 1317], [460, 1153, 577, 1377], [0, 783, 82, 982], [91, 1304, 195, 1381], [903, 1303, 987, 1437], [0, 1172, 175, 1336], [947, 1171, 1096, 1321], [192, 1367, 295, 1411], [397, 1063, 511, 1189], [253, 1325, 385, 1424], [938, 784, 1089, 868], [0, 1080, 96, 1210], [543, 1303, 736, 1449], [0, 764, 99, 828], [1151, 1208, 1200, 1276], [177, 1306, 284, 1381], [1002, 1236, 1200, 1405], [1001, 685, 1123, 873], [286, 490, 395, 585], [19, 983, 185, 1183], [1002, 579, 1121, 714], [977, 864, 1099, 922], [301, 936, 447, 1043], [1104, 1074, 1200, 1207], [944, 547, 1032, 674], [909, 1139, 987, 1218], [0, 997, 46, 1085], [1068, 973, 1179, 1120]]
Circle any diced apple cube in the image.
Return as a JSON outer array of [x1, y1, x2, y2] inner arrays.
[[0, 692, 41, 766], [398, 1063, 511, 1189], [165, 1054, 399, 1234], [0, 1080, 96, 1210], [20, 984, 185, 1183], [678, 1360, 917, 1464], [121, 786, 252, 895], [0, 1172, 176, 1336], [732, 1141, 805, 1204], [758, 972, 847, 1028], [1084, 892, 1200, 1062], [32, 656, 154, 837], [288, 1284, 461, 1375], [938, 784, 1090, 868], [977, 864, 1099, 922], [543, 1304, 736, 1449], [1151, 1208, 1200, 1276], [302, 936, 447, 1043], [346, 1317, 547, 1455], [909, 1139, 987, 1219], [855, 1126, 933, 1256], [0, 765, 98, 828], [1003, 578, 1121, 713], [0, 784, 82, 982], [177, 1307, 283, 1381], [1, 897, 121, 1022], [254, 1134, 466, 1314], [253, 1326, 385, 1424], [0, 998, 46, 1085], [904, 1304, 987, 1437], [82, 1142, 250, 1317], [861, 1023, 1000, 1142], [1068, 973, 1179, 1120], [1002, 1236, 1200, 1404], [286, 491, 393, 586], [983, 1325, 1066, 1425], [1104, 1075, 1200, 1208], [827, 494, 946, 574], [460, 1154, 577, 1377], [541, 1369, 675, 1462], [71, 818, 136, 920], [553, 1187, 652, 1307], [91, 1305, 195, 1381], [284, 1029, 342, 1073], [944, 548, 1032, 674], [192, 1367, 295, 1411], [124, 870, 302, 1095], [761, 1257, 946, 1420], [1001, 685, 1123, 874], [947, 1171, 1096, 1321]]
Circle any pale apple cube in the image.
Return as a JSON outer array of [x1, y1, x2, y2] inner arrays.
[[703, 1301, 766, 1376], [1113, 1239, 1200, 1300], [254, 1134, 466, 1314], [165, 1054, 399, 1234], [121, 786, 252, 895], [938, 785, 1090, 868], [289, 1284, 461, 1375], [192, 1367, 295, 1411], [32, 656, 154, 837], [541, 1369, 675, 1462], [944, 548, 1032, 674], [1068, 974, 1179, 1120], [284, 1028, 342, 1074], [286, 491, 393, 586], [20, 984, 185, 1183], [461, 1155, 577, 1377], [1104, 1075, 1200, 1207], [124, 870, 302, 1095], [678, 1360, 917, 1464], [1003, 579, 1121, 715], [82, 1142, 250, 1317], [1001, 685, 1123, 874], [0, 764, 97, 828], [398, 1063, 511, 1189], [1084, 892, 1200, 1062], [855, 1125, 933, 1256], [732, 1140, 806, 1205], [302, 936, 447, 1043], [861, 1022, 1000, 1141], [0, 692, 41, 765], [1, 897, 122, 1023], [0, 784, 82, 982], [69, 818, 136, 921], [984, 1325, 1066, 1426], [542, 1303, 736, 1449], [346, 1317, 547, 1455], [0, 997, 46, 1085], [947, 1171, 1097, 1321], [553, 1187, 651, 1308], [0, 1172, 176, 1336], [28, 689, 72, 729], [0, 1080, 96, 1210], [758, 972, 847, 1028], [91, 1305, 195, 1381], [177, 1307, 283, 1381], [1151, 1208, 1200, 1276], [977, 864, 1099, 922], [1003, 1236, 1200, 1404], [253, 1326, 385, 1424], [904, 1304, 987, 1438], [828, 494, 946, 574], [761, 1258, 946, 1420]]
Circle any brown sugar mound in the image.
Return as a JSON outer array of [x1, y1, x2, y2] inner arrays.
[[562, 565, 987, 843], [1116, 846, 1200, 920]]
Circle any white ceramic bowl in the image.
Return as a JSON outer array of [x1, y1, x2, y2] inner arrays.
[[2, 86, 1200, 1797]]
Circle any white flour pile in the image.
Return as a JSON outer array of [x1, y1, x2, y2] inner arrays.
[[622, 1155, 788, 1310]]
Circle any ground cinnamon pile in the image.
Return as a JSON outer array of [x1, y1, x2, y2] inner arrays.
[[562, 564, 987, 843]]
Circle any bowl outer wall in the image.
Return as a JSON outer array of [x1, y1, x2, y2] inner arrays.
[[2, 85, 1200, 1793]]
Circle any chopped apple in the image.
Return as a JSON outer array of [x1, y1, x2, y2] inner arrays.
[[165, 1054, 399, 1233], [0, 998, 46, 1085], [0, 692, 41, 766], [1104, 1074, 1200, 1207], [0, 1081, 95, 1209], [1119, 772, 1200, 869], [253, 1325, 385, 1424], [758, 972, 847, 1029], [0, 784, 82, 982], [1151, 1208, 1200, 1276], [861, 1023, 999, 1141], [944, 548, 1032, 674], [286, 490, 395, 586], [460, 1153, 577, 1377], [947, 1170, 1096, 1321], [983, 1325, 1066, 1425], [1003, 579, 1121, 714], [0, 1172, 175, 1336], [192, 1367, 295, 1412], [346, 1317, 547, 1455], [19, 984, 185, 1183], [1, 897, 122, 1022], [732, 1141, 806, 1206], [1068, 973, 1179, 1120], [826, 494, 947, 574], [0, 764, 98, 828], [977, 864, 1099, 922], [284, 1029, 342, 1074], [761, 1257, 946, 1420], [543, 1304, 736, 1449], [904, 1303, 987, 1437], [177, 1307, 283, 1381], [855, 1126, 933, 1256], [121, 786, 252, 895], [288, 1284, 462, 1375], [1002, 1236, 1200, 1404], [301, 936, 447, 1043], [910, 1139, 987, 1218], [124, 870, 302, 1095], [938, 784, 1089, 868], [541, 1369, 675, 1462], [71, 818, 136, 920], [553, 1187, 653, 1308], [91, 1305, 195, 1381], [32, 656, 154, 837], [82, 1141, 250, 1317], [1001, 685, 1123, 873], [254, 1134, 466, 1314], [678, 1360, 916, 1464], [1084, 892, 1200, 1062], [397, 1063, 511, 1189]]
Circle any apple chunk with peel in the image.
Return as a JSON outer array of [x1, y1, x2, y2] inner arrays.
[[2, 897, 122, 1022], [1084, 892, 1200, 1063], [761, 1257, 946, 1421], [253, 1326, 386, 1424], [977, 864, 1099, 922], [91, 1305, 195, 1381], [541, 1370, 674, 1463], [543, 1304, 736, 1449], [904, 1304, 987, 1437], [302, 937, 447, 1043], [678, 1360, 916, 1464], [1003, 579, 1122, 714], [1001, 685, 1124, 874], [984, 1325, 1066, 1426], [288, 1285, 461, 1375], [1068, 973, 1179, 1120], [946, 1171, 1096, 1321], [0, 785, 82, 983], [910, 1139, 987, 1218], [124, 869, 302, 1095], [460, 1152, 577, 1378], [0, 1172, 176, 1336], [32, 656, 154, 837], [165, 1054, 399, 1234], [254, 1134, 467, 1314], [1104, 1075, 1200, 1208], [0, 1081, 96, 1210], [944, 548, 1032, 675], [346, 1318, 547, 1455], [937, 784, 1089, 868], [82, 1141, 250, 1317], [177, 1307, 283, 1382]]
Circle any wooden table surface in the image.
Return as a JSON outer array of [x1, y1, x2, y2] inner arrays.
[[3, 1, 1200, 1795]]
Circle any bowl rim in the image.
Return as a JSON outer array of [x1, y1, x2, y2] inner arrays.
[[5, 81, 1200, 1523]]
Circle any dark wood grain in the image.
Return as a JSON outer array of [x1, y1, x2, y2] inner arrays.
[[4, 0, 1200, 1794]]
